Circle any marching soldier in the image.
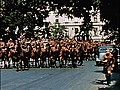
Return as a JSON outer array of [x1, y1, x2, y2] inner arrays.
[[70, 44, 77, 68], [8, 39, 15, 68], [54, 43, 60, 67], [17, 41, 24, 71], [84, 45, 88, 61], [40, 42, 46, 68], [101, 48, 115, 85], [30, 41, 37, 68], [19, 40, 29, 70], [45, 43, 51, 68], [0, 39, 5, 68], [50, 41, 56, 68], [78, 44, 85, 66], [23, 42, 29, 69]]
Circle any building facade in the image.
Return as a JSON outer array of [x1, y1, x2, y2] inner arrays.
[[45, 7, 105, 40]]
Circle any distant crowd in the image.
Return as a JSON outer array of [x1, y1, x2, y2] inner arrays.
[[0, 35, 116, 70]]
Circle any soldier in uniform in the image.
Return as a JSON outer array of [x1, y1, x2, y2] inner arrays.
[[23, 41, 29, 69], [78, 44, 85, 66], [54, 43, 60, 68], [0, 39, 5, 68], [59, 39, 67, 68], [19, 40, 29, 70], [8, 39, 15, 68], [45, 43, 51, 68], [35, 42, 40, 68], [84, 45, 88, 61], [101, 48, 115, 85], [40, 42, 46, 68], [30, 40, 37, 68], [17, 38, 23, 70], [61, 43, 68, 67], [50, 41, 56, 68], [70, 44, 77, 68], [25, 41, 31, 68]]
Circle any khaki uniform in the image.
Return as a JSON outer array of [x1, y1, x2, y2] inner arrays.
[[101, 53, 115, 74]]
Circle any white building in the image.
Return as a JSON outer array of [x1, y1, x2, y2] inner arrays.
[[45, 7, 105, 40]]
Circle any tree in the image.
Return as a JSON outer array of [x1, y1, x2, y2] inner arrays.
[[1, 0, 119, 42], [1, 0, 50, 39], [92, 0, 120, 42], [50, 22, 66, 39], [1, 0, 94, 39], [49, 0, 120, 42], [49, 0, 93, 40]]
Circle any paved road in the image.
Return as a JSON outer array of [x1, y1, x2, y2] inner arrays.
[[0, 61, 119, 90]]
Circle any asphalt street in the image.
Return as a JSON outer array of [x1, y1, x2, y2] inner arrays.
[[0, 61, 120, 90]]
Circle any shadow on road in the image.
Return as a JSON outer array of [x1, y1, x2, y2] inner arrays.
[[98, 66, 120, 90], [94, 70, 103, 73], [96, 79, 107, 85]]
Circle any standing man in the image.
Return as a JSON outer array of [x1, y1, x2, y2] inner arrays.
[[79, 45, 84, 66], [101, 48, 115, 85]]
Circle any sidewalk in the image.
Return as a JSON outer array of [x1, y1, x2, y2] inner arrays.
[[98, 66, 120, 90]]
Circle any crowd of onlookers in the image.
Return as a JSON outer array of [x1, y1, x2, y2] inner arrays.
[[0, 35, 118, 70]]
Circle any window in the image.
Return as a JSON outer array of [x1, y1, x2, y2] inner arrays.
[[93, 28, 98, 36], [94, 16, 97, 22]]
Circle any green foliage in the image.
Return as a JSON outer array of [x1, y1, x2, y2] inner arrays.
[[1, 0, 94, 39], [1, 0, 50, 39], [50, 23, 66, 39], [1, 0, 119, 42], [99, 0, 120, 42], [92, 0, 119, 42]]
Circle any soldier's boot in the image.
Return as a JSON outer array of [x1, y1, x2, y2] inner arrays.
[[106, 74, 111, 85]]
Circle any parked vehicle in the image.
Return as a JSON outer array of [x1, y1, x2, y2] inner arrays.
[[95, 45, 120, 66]]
